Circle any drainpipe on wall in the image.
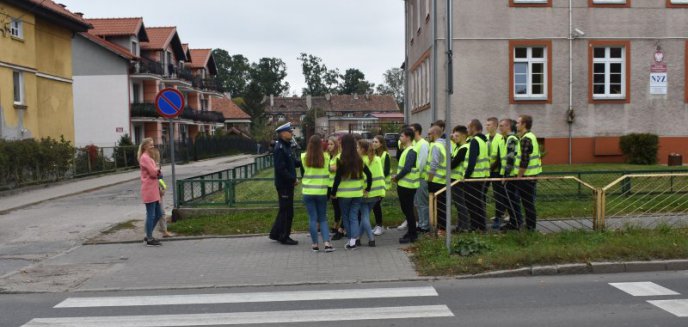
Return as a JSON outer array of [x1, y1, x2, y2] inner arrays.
[[567, 0, 574, 165], [404, 0, 410, 124], [431, 0, 437, 123], [444, 0, 454, 253]]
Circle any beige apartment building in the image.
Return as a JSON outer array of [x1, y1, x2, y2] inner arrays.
[[405, 0, 688, 164]]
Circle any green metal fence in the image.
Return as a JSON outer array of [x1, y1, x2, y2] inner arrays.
[[177, 168, 688, 208]]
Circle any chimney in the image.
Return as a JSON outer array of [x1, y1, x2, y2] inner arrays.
[[306, 95, 312, 109], [325, 93, 331, 101], [270, 95, 274, 107], [353, 93, 358, 100], [58, 3, 66, 8], [75, 12, 84, 18]]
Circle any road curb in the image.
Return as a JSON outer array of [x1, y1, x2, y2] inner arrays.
[[465, 259, 688, 279]]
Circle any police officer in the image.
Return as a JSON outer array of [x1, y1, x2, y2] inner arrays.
[[269, 122, 302, 245]]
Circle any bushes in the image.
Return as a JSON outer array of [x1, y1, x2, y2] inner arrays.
[[619, 133, 659, 165], [0, 137, 74, 187], [113, 134, 138, 168]]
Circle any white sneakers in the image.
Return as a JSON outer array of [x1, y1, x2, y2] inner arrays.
[[373, 225, 384, 236], [396, 220, 408, 231]]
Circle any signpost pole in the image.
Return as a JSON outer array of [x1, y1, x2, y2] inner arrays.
[[169, 119, 178, 209]]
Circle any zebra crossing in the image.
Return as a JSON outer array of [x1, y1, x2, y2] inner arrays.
[[21, 286, 454, 326], [610, 281, 688, 318]]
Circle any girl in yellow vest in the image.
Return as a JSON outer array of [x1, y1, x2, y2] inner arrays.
[[371, 135, 391, 235], [331, 134, 372, 250], [357, 140, 385, 247], [301, 135, 334, 252], [326, 136, 344, 239]]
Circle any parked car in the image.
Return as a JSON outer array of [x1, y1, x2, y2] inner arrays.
[[384, 133, 400, 148]]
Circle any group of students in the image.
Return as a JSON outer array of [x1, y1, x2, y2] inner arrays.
[[300, 133, 392, 251], [394, 114, 542, 245]]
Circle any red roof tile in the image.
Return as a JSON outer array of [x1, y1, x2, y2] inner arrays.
[[141, 27, 176, 50], [33, 0, 90, 26], [79, 32, 135, 60], [214, 97, 251, 120], [189, 49, 212, 68], [86, 17, 144, 38]]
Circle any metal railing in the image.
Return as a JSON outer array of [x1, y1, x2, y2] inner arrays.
[[177, 154, 273, 206], [600, 173, 688, 229]]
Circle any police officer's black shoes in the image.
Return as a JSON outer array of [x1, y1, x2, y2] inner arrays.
[[280, 237, 298, 245]]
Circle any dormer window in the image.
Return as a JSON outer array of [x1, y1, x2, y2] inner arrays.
[[131, 40, 139, 56]]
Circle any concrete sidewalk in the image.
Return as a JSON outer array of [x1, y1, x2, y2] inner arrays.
[[0, 154, 255, 214], [0, 229, 421, 293]]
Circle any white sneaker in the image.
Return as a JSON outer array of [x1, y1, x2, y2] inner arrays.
[[397, 221, 408, 231], [373, 225, 384, 236]]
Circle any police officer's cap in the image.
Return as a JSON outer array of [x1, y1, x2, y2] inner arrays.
[[275, 122, 293, 133]]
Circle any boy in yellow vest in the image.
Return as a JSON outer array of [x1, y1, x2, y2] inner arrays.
[[464, 119, 489, 231], [516, 115, 542, 231]]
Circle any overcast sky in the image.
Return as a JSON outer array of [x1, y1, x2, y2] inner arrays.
[[60, 0, 404, 96]]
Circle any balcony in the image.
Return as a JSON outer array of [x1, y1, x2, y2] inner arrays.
[[192, 76, 224, 93], [181, 107, 225, 123], [133, 58, 164, 76], [130, 103, 158, 118]]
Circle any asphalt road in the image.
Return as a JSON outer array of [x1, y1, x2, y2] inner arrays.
[[0, 156, 256, 278], [4, 271, 687, 327]]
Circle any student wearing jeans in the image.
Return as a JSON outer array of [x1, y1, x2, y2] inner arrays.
[[300, 135, 334, 252], [357, 139, 385, 247], [393, 128, 420, 244], [331, 134, 372, 250], [137, 137, 163, 247]]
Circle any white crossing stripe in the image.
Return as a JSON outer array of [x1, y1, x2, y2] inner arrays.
[[647, 299, 688, 317], [22, 305, 455, 327], [609, 282, 680, 297], [55, 286, 439, 308]]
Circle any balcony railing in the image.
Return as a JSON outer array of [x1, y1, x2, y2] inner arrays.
[[131, 103, 224, 123], [134, 58, 164, 75], [192, 76, 224, 93]]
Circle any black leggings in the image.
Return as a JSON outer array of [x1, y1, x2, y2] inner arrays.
[[373, 198, 383, 226], [328, 187, 342, 225]]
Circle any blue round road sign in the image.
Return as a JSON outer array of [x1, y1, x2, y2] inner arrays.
[[155, 88, 185, 119]]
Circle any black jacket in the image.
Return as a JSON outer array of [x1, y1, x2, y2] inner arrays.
[[273, 138, 301, 189]]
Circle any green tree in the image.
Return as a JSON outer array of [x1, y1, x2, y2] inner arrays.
[[340, 68, 374, 95], [298, 53, 340, 96], [212, 49, 251, 97], [250, 57, 290, 96], [376, 67, 405, 110]]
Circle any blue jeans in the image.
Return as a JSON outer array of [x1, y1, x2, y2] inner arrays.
[[359, 197, 378, 240], [145, 201, 163, 239], [338, 197, 361, 241], [415, 180, 430, 229], [303, 195, 329, 244]]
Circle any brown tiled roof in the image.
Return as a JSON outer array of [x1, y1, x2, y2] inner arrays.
[[266, 95, 400, 113], [214, 97, 251, 120], [141, 27, 176, 50], [9, 0, 91, 31], [189, 49, 212, 68], [329, 95, 399, 112], [79, 32, 135, 60], [86, 17, 143, 37]]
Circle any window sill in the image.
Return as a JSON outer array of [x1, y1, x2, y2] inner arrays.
[[667, 0, 688, 7], [13, 104, 28, 110], [590, 96, 628, 104], [10, 35, 24, 42], [511, 97, 550, 104]]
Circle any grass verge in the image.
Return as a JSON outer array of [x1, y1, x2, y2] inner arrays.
[[412, 226, 688, 276], [101, 220, 138, 234]]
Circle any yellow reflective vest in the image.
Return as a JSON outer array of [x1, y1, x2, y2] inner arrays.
[[397, 147, 420, 189], [301, 153, 330, 196], [521, 132, 542, 176], [363, 156, 386, 198]]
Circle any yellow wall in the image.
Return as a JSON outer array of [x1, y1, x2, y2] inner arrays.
[[0, 2, 75, 141]]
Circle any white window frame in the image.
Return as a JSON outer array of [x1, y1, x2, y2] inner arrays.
[[592, 47, 626, 100], [131, 40, 139, 57], [513, 47, 548, 100], [670, 0, 688, 3], [592, 0, 627, 4], [10, 19, 23, 39], [13, 71, 25, 105]]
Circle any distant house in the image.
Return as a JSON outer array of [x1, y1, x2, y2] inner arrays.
[[72, 18, 224, 147], [1, 0, 91, 141], [264, 94, 402, 137], [213, 95, 251, 137]]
